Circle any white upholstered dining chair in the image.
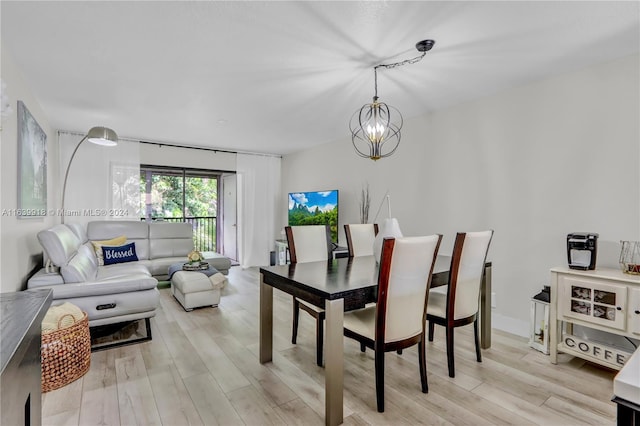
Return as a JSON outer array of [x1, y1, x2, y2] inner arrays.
[[344, 223, 379, 257], [343, 234, 442, 412], [426, 230, 493, 378], [284, 225, 332, 366]]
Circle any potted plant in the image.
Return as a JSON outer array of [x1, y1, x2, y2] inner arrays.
[[187, 249, 204, 267]]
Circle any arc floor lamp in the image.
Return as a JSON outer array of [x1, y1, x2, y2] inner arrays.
[[61, 126, 118, 224]]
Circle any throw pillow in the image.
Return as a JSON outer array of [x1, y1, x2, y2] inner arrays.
[[91, 235, 127, 266], [102, 242, 138, 266]]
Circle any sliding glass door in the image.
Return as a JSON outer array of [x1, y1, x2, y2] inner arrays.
[[140, 166, 220, 252]]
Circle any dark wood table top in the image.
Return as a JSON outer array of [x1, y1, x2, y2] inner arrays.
[[260, 255, 458, 312], [1, 288, 53, 374]]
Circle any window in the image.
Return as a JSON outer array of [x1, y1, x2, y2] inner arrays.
[[140, 166, 220, 251]]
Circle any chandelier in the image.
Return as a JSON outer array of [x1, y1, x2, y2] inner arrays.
[[349, 40, 435, 160]]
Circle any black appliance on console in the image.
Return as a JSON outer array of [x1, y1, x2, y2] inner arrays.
[[567, 232, 598, 270]]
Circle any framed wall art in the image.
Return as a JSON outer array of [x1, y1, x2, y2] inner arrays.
[[17, 100, 47, 217]]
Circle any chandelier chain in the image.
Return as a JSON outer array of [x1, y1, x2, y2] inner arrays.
[[373, 51, 427, 98]]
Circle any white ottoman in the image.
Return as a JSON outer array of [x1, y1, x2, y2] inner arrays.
[[171, 271, 227, 311]]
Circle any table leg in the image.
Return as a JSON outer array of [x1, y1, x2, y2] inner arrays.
[[550, 277, 558, 364], [480, 265, 492, 349], [259, 273, 273, 364], [325, 298, 344, 426]]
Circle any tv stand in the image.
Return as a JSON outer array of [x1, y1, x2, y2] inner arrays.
[[274, 239, 348, 265], [333, 246, 349, 259]]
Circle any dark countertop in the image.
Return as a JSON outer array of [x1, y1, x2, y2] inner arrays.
[[0, 289, 53, 374]]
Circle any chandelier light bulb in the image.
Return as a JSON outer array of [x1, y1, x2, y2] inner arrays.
[[350, 98, 402, 160]]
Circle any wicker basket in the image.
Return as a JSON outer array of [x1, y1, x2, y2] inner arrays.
[[41, 311, 91, 393]]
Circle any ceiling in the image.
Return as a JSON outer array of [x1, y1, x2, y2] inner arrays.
[[2, 1, 638, 156]]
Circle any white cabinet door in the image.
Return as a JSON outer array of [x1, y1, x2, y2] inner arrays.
[[559, 275, 627, 330], [629, 287, 640, 336]]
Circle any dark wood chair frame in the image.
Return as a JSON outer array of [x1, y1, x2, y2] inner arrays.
[[285, 225, 332, 367], [427, 231, 492, 378], [344, 235, 442, 412], [344, 223, 379, 257]]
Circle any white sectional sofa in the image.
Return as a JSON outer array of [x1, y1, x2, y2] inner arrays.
[[27, 220, 231, 327]]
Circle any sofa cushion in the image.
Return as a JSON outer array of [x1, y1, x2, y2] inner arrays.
[[38, 225, 81, 266], [87, 221, 151, 260], [97, 262, 151, 280], [148, 222, 193, 259], [50, 273, 157, 299], [60, 247, 98, 283], [102, 242, 139, 265], [59, 288, 159, 326], [80, 242, 98, 270], [147, 256, 191, 278], [91, 235, 127, 266], [66, 223, 88, 243], [27, 268, 65, 288], [202, 251, 232, 275]]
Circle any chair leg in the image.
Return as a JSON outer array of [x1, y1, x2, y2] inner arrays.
[[375, 348, 385, 412], [474, 318, 482, 363], [428, 321, 435, 342], [419, 337, 428, 393], [292, 298, 300, 344], [316, 316, 323, 367], [446, 325, 455, 378]]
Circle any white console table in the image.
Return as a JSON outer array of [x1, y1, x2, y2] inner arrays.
[[274, 239, 349, 265], [550, 267, 640, 370], [274, 239, 289, 265]]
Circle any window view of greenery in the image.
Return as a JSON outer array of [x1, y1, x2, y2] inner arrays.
[[140, 167, 218, 251]]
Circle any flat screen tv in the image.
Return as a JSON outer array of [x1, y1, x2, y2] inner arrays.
[[288, 189, 339, 244]]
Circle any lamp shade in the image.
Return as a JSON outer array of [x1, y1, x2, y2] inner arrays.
[[87, 126, 118, 146], [61, 126, 118, 223], [373, 218, 403, 262]]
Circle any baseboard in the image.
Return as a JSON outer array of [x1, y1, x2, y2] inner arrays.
[[492, 312, 529, 338]]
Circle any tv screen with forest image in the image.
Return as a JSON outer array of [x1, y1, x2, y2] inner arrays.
[[288, 190, 339, 243]]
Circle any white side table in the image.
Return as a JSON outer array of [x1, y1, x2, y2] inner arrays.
[[275, 239, 289, 265]]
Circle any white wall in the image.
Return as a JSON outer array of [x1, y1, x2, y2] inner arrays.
[[58, 132, 141, 229], [1, 43, 57, 292], [281, 54, 640, 336], [0, 45, 237, 293]]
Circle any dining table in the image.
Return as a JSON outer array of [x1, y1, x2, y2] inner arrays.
[[259, 254, 492, 426]]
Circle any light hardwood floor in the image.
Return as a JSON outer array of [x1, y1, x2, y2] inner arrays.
[[42, 266, 618, 425]]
